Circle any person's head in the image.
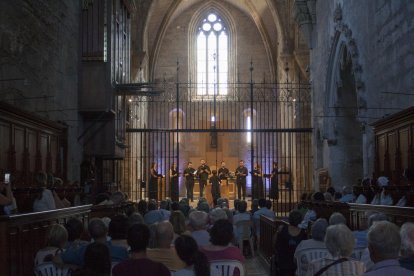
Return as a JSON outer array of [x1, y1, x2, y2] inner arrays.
[[171, 201, 179, 211], [329, 212, 347, 226], [151, 162, 157, 169], [137, 200, 148, 215], [156, 221, 174, 248], [312, 192, 325, 201], [128, 212, 144, 228], [273, 162, 278, 168], [325, 224, 355, 257], [108, 214, 128, 240], [288, 210, 303, 227], [209, 208, 228, 224], [188, 162, 193, 168], [171, 163, 177, 170], [200, 159, 206, 165], [265, 200, 272, 210], [197, 201, 210, 213], [212, 170, 217, 176], [170, 210, 187, 235], [175, 235, 210, 276], [311, 218, 328, 241], [210, 219, 233, 246], [326, 187, 336, 196], [258, 198, 266, 208], [251, 199, 259, 210], [367, 213, 389, 227], [221, 161, 226, 167], [110, 191, 125, 205], [189, 211, 208, 230], [376, 176, 389, 188], [368, 221, 401, 263], [323, 192, 333, 201], [238, 200, 247, 213], [88, 218, 108, 241], [239, 160, 244, 167], [128, 223, 150, 252], [47, 224, 68, 248], [342, 186, 352, 195], [400, 222, 414, 256], [83, 242, 111, 275], [65, 218, 84, 242], [333, 192, 342, 201], [148, 199, 157, 211], [160, 200, 169, 210], [35, 171, 47, 188]]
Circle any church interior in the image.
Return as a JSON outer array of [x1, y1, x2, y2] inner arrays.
[[0, 0, 414, 275]]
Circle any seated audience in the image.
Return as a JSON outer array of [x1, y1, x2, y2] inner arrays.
[[170, 210, 191, 242], [71, 242, 111, 276], [147, 221, 186, 271], [328, 212, 347, 226], [363, 221, 412, 275], [64, 218, 88, 250], [53, 178, 71, 208], [173, 235, 210, 276], [137, 200, 148, 216], [128, 212, 144, 228], [294, 218, 329, 276], [253, 198, 276, 236], [323, 192, 333, 201], [189, 211, 210, 247], [399, 222, 414, 271], [339, 186, 355, 203], [274, 210, 306, 276], [112, 224, 170, 276], [59, 218, 128, 266], [371, 177, 393, 205], [250, 199, 259, 215], [35, 224, 68, 266], [233, 200, 251, 242], [201, 219, 245, 276], [144, 200, 163, 225], [0, 179, 16, 215], [326, 187, 336, 197], [209, 207, 228, 228], [109, 214, 129, 249], [159, 200, 171, 220], [33, 171, 56, 212], [308, 224, 365, 276], [298, 192, 324, 229], [197, 201, 210, 213]]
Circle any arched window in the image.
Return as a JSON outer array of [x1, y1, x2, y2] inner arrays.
[[196, 12, 228, 96]]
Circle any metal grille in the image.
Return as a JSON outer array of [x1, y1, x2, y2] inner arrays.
[[116, 80, 312, 215]]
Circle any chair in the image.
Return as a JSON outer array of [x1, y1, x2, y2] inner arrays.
[[295, 248, 329, 276], [210, 260, 245, 276], [34, 262, 71, 276], [235, 220, 255, 257], [351, 246, 366, 260]]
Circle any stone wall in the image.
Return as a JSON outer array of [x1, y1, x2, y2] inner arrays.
[[0, 0, 81, 181], [311, 0, 414, 189]]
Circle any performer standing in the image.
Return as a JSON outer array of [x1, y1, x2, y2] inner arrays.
[[209, 170, 221, 204], [183, 162, 196, 202], [270, 162, 279, 200], [169, 163, 179, 202], [149, 162, 161, 200], [235, 160, 248, 200], [218, 161, 230, 185], [196, 159, 210, 198], [252, 163, 264, 200]]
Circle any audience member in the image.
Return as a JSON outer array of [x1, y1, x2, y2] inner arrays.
[[33, 171, 56, 212], [64, 218, 88, 250], [128, 212, 144, 228], [274, 210, 306, 276], [328, 212, 347, 225], [201, 219, 245, 276], [189, 211, 210, 247], [159, 200, 171, 220], [209, 207, 228, 227], [399, 222, 414, 271], [326, 187, 336, 197], [71, 242, 111, 276], [250, 199, 259, 215], [53, 178, 71, 208], [144, 200, 163, 225], [294, 218, 329, 276], [197, 201, 210, 213], [170, 210, 191, 241], [112, 224, 170, 276], [35, 224, 68, 266], [298, 192, 323, 229], [339, 186, 354, 203], [173, 235, 210, 276], [371, 177, 393, 205], [253, 198, 276, 236], [109, 214, 129, 248], [308, 224, 365, 276], [0, 179, 16, 215], [137, 200, 148, 216], [233, 200, 251, 242], [147, 221, 186, 271], [363, 221, 412, 275], [323, 192, 333, 201]]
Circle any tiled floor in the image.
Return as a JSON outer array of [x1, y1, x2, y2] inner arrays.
[[245, 255, 269, 275]]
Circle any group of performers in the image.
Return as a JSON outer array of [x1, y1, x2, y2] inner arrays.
[[148, 160, 281, 202]]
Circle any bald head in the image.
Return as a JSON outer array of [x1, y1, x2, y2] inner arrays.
[[156, 221, 174, 248]]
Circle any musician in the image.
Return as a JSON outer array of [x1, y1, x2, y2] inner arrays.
[[209, 170, 221, 203], [149, 162, 162, 200], [183, 162, 196, 202], [235, 160, 248, 200], [270, 162, 279, 200], [196, 159, 210, 198], [252, 163, 264, 200], [218, 161, 230, 185], [169, 163, 179, 202]]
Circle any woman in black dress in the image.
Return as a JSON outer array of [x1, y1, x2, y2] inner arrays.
[[149, 162, 159, 200], [252, 163, 264, 199], [170, 163, 179, 202], [270, 162, 279, 200]]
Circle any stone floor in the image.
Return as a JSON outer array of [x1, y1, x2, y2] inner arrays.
[[245, 255, 270, 275]]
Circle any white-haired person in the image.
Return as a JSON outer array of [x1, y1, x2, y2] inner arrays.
[[363, 221, 412, 275], [400, 222, 414, 271], [339, 186, 355, 203], [189, 211, 210, 247], [370, 177, 393, 205], [307, 224, 365, 276]]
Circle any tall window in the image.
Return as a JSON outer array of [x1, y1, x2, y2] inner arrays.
[[246, 115, 252, 143], [197, 13, 228, 96]]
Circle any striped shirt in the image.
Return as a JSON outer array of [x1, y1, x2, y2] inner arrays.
[[307, 256, 365, 276]]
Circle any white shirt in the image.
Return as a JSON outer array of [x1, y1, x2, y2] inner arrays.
[[33, 189, 56, 212]]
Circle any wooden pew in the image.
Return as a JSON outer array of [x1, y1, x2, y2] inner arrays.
[[259, 216, 289, 261], [0, 205, 91, 276]]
